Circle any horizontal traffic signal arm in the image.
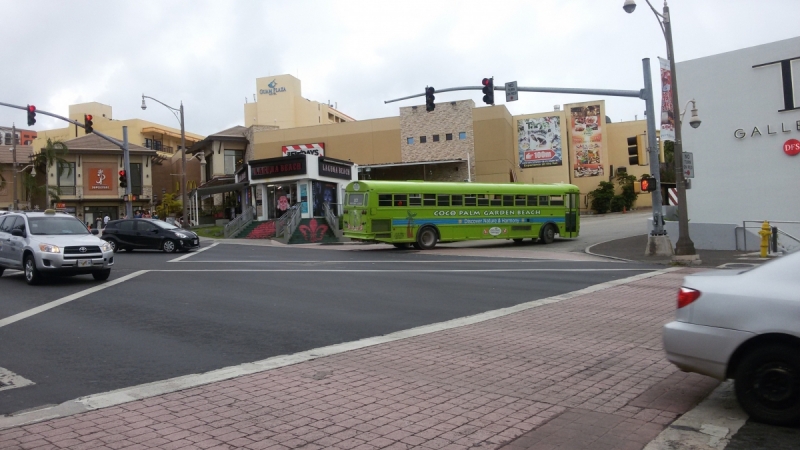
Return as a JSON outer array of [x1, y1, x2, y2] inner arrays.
[[384, 84, 643, 104]]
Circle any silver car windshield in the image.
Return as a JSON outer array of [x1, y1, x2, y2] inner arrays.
[[152, 220, 179, 230], [28, 217, 90, 235]]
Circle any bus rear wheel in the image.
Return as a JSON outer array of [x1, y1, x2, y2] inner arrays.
[[416, 227, 438, 250], [540, 224, 556, 244]]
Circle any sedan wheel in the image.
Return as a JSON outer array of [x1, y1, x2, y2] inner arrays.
[[162, 239, 177, 253], [24, 255, 42, 285], [735, 344, 800, 426], [107, 239, 118, 253]]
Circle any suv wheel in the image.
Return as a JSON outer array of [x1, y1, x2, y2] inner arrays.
[[24, 255, 42, 285], [0, 268, 4, 277], [106, 239, 118, 253], [92, 269, 111, 281]]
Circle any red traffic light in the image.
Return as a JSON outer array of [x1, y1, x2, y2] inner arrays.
[[119, 170, 126, 177], [27, 104, 37, 126], [640, 178, 656, 192], [86, 114, 92, 121], [482, 78, 491, 86], [28, 105, 36, 113]]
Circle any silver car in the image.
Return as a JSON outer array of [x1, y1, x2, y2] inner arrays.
[[0, 210, 114, 285], [663, 252, 800, 426]]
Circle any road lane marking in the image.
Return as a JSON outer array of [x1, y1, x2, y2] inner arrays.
[[0, 267, 681, 430], [168, 242, 219, 262], [152, 268, 651, 273], [0, 367, 34, 392], [0, 270, 149, 329], [174, 259, 619, 263]]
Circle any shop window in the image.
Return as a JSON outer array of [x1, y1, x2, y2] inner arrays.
[[433, 134, 440, 142], [459, 132, 467, 140], [409, 194, 422, 206], [57, 162, 76, 195], [130, 163, 143, 196], [503, 195, 514, 207], [224, 150, 244, 175], [451, 195, 463, 206], [378, 194, 393, 207], [420, 136, 427, 143], [394, 194, 407, 207], [464, 194, 477, 206], [407, 137, 414, 145], [423, 194, 436, 206], [527, 195, 538, 206], [446, 133, 453, 141], [437, 195, 449, 206]]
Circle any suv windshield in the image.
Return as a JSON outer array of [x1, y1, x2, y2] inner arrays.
[[151, 220, 179, 230], [28, 217, 90, 235]]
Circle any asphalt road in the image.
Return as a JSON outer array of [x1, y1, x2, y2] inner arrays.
[[0, 241, 657, 416]]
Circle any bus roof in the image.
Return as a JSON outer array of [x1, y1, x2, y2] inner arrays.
[[346, 180, 579, 194]]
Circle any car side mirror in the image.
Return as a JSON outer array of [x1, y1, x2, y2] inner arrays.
[[152, 229, 159, 233], [11, 229, 25, 237], [91, 229, 100, 235]]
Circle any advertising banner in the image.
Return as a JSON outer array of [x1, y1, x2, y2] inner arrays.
[[517, 116, 563, 168], [89, 168, 113, 190], [659, 57, 676, 142], [570, 104, 604, 178]]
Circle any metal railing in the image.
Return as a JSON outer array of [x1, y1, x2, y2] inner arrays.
[[738, 220, 800, 252], [323, 202, 342, 239], [223, 205, 255, 238], [275, 205, 302, 241]]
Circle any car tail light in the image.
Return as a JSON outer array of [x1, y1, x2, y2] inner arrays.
[[677, 287, 701, 308]]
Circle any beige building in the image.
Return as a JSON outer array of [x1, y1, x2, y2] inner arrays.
[[0, 144, 34, 210]]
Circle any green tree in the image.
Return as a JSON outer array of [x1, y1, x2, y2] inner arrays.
[[156, 192, 182, 218], [21, 171, 44, 210], [587, 181, 615, 214], [660, 140, 676, 183], [32, 138, 71, 206]]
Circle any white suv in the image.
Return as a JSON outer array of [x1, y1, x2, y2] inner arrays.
[[0, 210, 114, 285]]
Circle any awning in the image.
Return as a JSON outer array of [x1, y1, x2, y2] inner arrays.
[[192, 182, 247, 196], [141, 127, 200, 143]]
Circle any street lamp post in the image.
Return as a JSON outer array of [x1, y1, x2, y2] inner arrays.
[[624, 0, 697, 258], [141, 95, 188, 229]]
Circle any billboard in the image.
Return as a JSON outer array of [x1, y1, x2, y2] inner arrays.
[[569, 104, 604, 178], [517, 116, 563, 168]]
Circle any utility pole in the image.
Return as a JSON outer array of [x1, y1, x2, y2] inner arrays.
[[123, 127, 133, 219], [11, 123, 18, 211]]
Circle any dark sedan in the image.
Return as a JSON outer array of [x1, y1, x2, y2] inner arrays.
[[100, 218, 199, 253]]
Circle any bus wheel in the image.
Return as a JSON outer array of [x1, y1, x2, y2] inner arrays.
[[393, 243, 410, 249], [416, 227, 438, 250], [513, 238, 524, 244], [412, 243, 421, 250], [540, 224, 556, 244]]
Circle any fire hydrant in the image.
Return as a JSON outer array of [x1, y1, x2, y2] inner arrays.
[[758, 221, 772, 258]]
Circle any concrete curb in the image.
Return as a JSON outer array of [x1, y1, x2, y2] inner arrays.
[[584, 238, 636, 262]]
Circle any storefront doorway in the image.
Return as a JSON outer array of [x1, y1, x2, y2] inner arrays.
[[266, 184, 296, 219], [84, 206, 118, 229]]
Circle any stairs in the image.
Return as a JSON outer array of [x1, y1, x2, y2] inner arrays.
[[235, 220, 277, 239], [287, 218, 339, 244]]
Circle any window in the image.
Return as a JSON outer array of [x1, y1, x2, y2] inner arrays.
[[503, 195, 514, 207], [420, 136, 427, 143], [407, 137, 414, 145], [459, 132, 467, 140], [205, 153, 213, 181], [394, 194, 408, 207], [490, 195, 502, 206], [347, 193, 366, 206], [0, 216, 11, 232], [409, 194, 422, 206], [130, 163, 143, 196], [57, 162, 76, 195], [527, 196, 538, 206], [144, 138, 163, 150], [437, 195, 449, 206], [136, 221, 158, 232], [550, 195, 565, 206], [224, 150, 244, 175], [432, 134, 440, 142], [477, 194, 489, 206], [446, 133, 453, 141], [539, 196, 550, 206], [464, 194, 477, 206], [452, 195, 463, 206], [117, 220, 135, 232], [378, 194, 393, 207], [423, 194, 436, 206], [515, 195, 526, 206]]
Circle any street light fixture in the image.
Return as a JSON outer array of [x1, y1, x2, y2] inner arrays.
[[681, 99, 701, 129], [141, 94, 188, 229], [624, 0, 697, 259]]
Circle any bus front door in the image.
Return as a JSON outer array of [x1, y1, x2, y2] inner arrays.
[[565, 193, 579, 238]]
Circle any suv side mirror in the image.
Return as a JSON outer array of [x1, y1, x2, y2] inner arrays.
[[11, 229, 25, 237], [91, 229, 100, 235]]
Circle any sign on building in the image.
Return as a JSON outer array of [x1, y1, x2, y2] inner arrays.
[[282, 143, 325, 157]]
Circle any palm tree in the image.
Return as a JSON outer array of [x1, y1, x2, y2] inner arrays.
[[32, 138, 70, 207]]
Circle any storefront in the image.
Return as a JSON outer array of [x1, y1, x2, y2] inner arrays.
[[247, 154, 356, 221]]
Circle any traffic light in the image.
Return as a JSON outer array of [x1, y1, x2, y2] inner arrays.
[[119, 170, 127, 189], [627, 135, 646, 166], [425, 87, 435, 112], [84, 114, 94, 134], [640, 177, 657, 192], [482, 77, 494, 105], [27, 105, 36, 126]]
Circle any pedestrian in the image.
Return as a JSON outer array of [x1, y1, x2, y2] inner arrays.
[[103, 214, 110, 228], [134, 210, 142, 218]]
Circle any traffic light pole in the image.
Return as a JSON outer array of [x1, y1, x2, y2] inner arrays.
[[122, 126, 133, 219], [385, 58, 672, 255]]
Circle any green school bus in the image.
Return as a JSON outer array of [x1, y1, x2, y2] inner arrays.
[[342, 180, 580, 249]]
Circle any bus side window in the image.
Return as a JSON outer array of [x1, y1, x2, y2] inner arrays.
[[527, 195, 538, 206], [515, 195, 526, 206], [394, 194, 408, 207], [379, 194, 393, 207], [477, 195, 489, 207], [490, 195, 502, 206], [452, 195, 463, 206], [423, 194, 436, 206], [465, 194, 477, 206], [409, 194, 422, 206], [503, 195, 514, 207], [550, 195, 564, 206], [539, 196, 550, 206], [437, 195, 450, 207]]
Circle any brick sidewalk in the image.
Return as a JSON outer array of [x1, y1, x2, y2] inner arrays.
[[0, 269, 718, 450]]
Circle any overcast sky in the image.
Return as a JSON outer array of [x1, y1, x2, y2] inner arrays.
[[2, 0, 797, 136]]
